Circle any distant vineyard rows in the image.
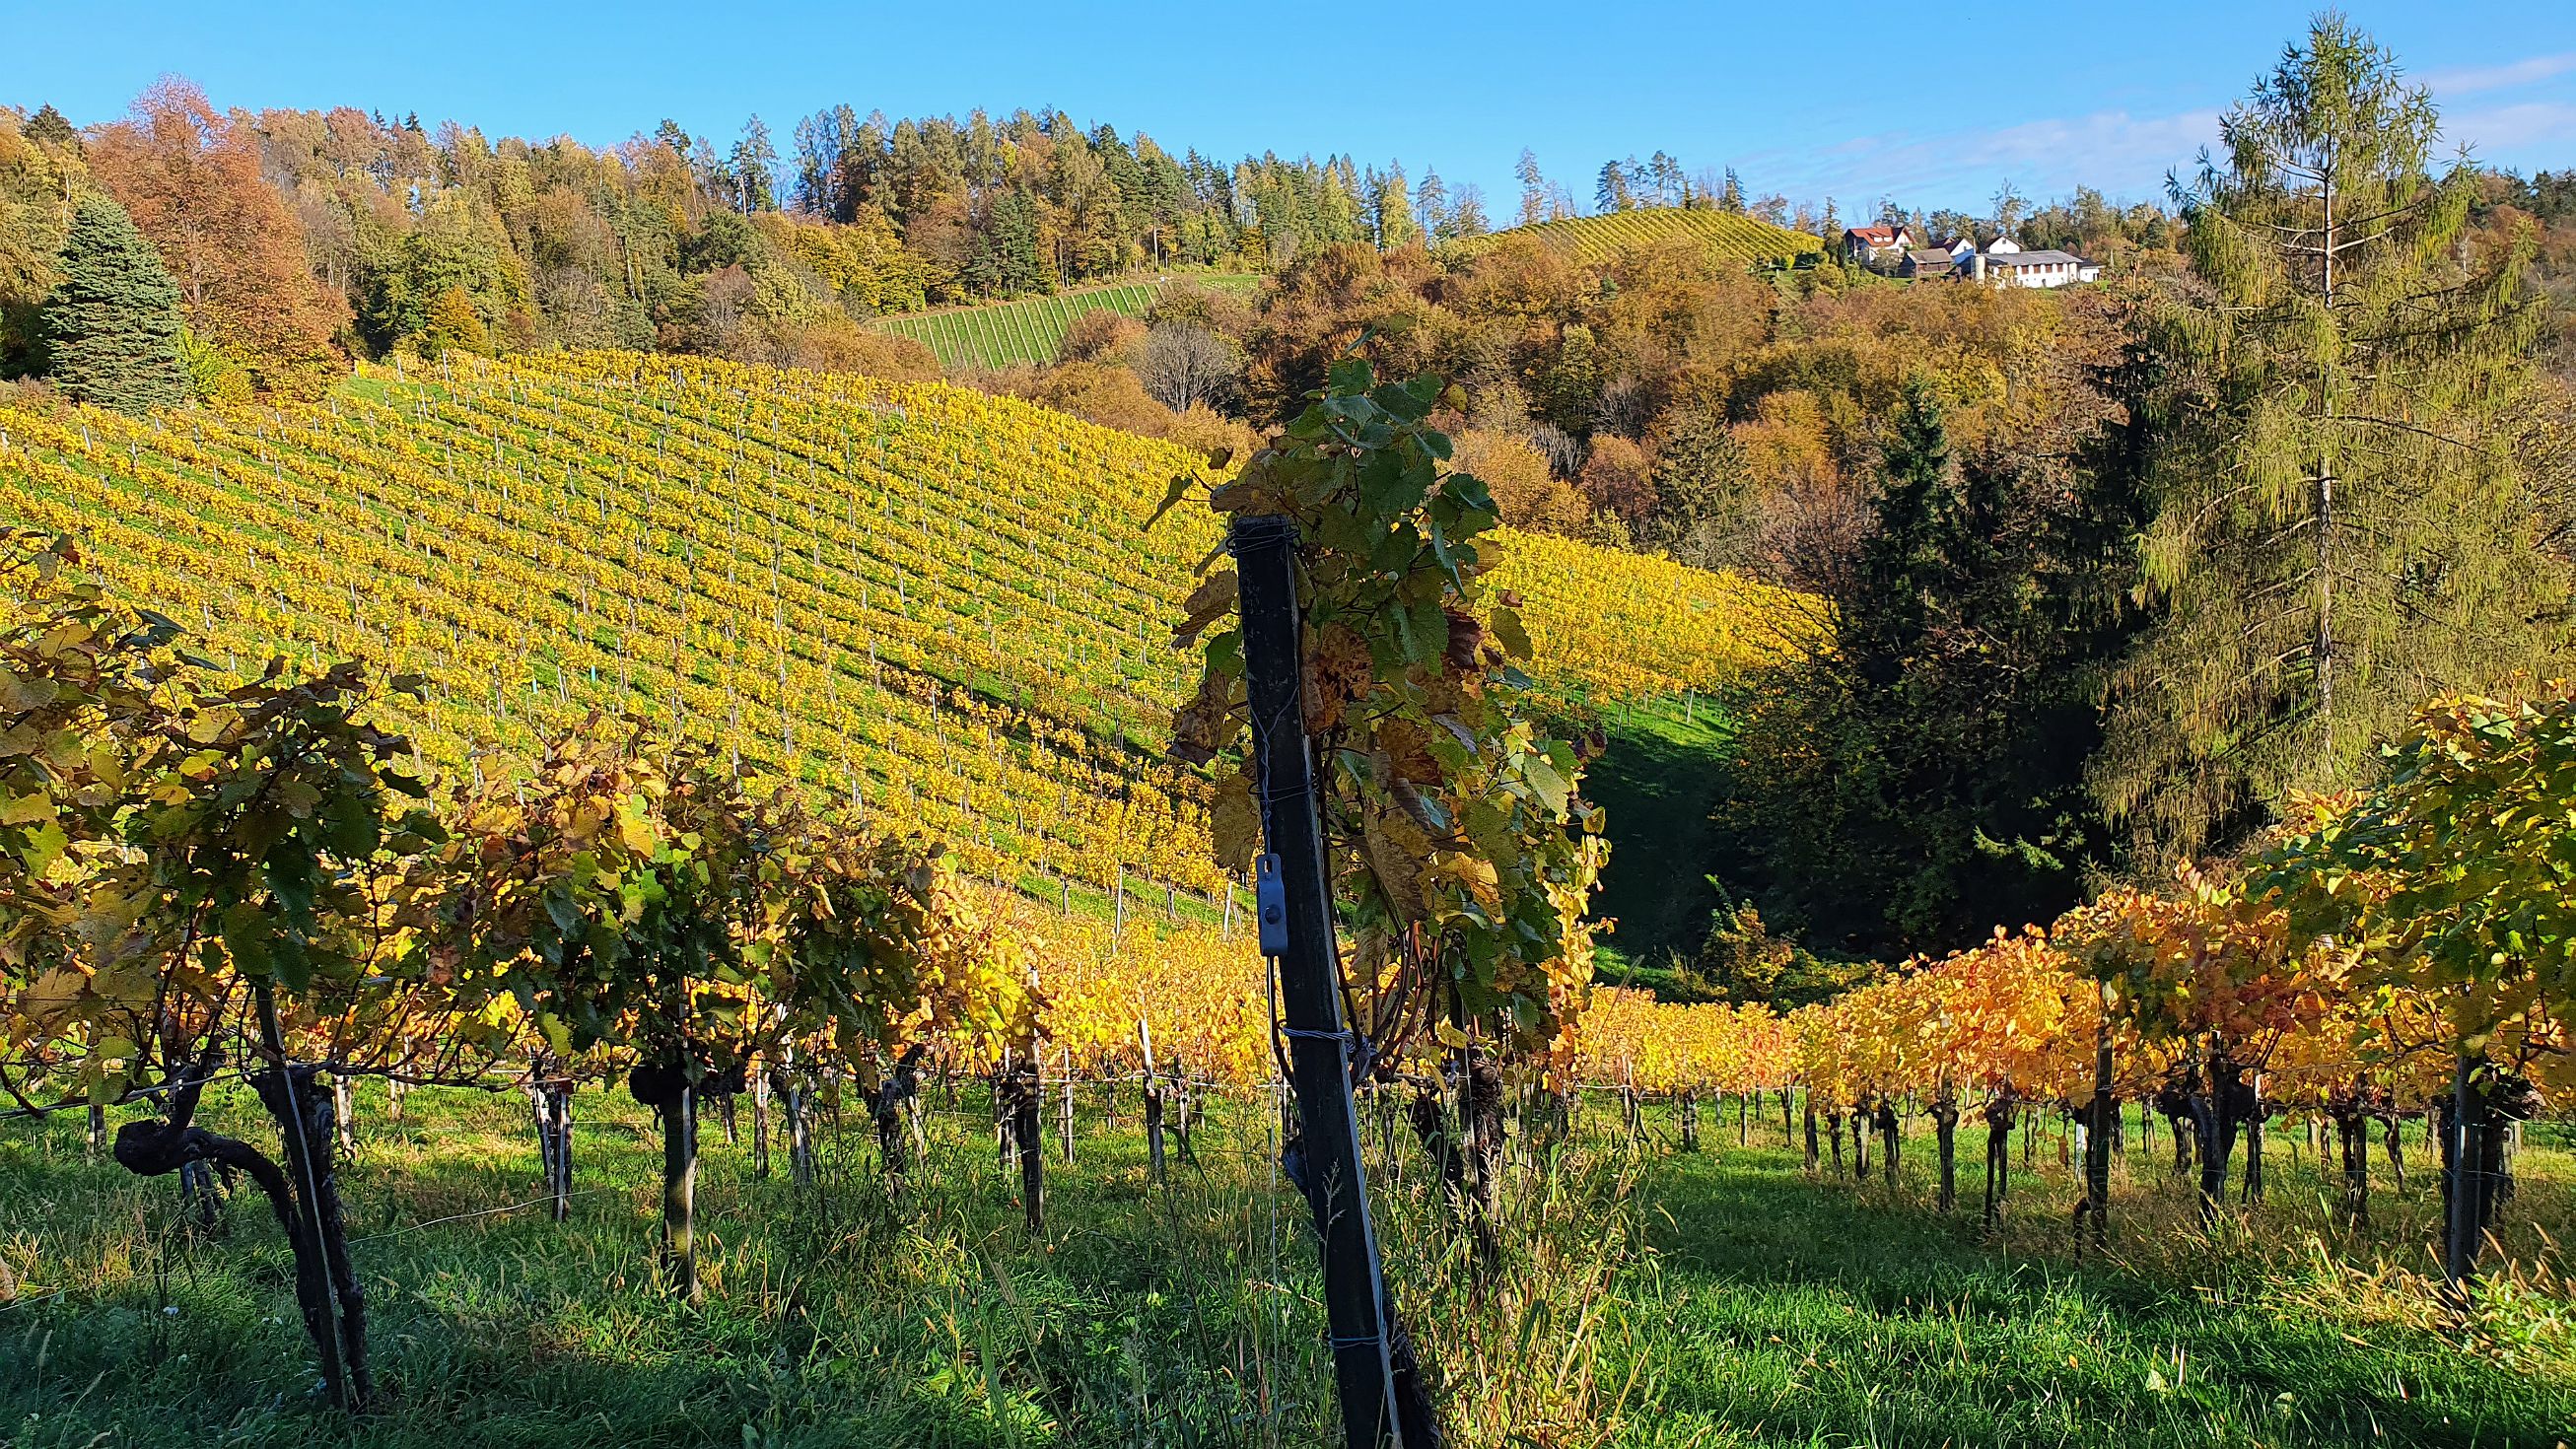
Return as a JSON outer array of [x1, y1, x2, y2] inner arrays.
[[0, 351, 1798, 915], [877, 275, 1266, 369], [1451, 207, 1825, 268]]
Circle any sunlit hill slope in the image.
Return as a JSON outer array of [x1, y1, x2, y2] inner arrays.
[[0, 352, 1801, 908]]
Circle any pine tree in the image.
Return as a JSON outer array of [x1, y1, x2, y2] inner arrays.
[[2098, 15, 2567, 861], [44, 192, 188, 413], [730, 117, 778, 214], [1514, 149, 1547, 227]]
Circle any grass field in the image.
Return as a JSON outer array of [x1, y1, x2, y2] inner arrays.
[[1447, 208, 1826, 270], [7, 1078, 2568, 1447], [875, 275, 1268, 370]]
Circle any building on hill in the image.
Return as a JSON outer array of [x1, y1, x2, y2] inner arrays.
[[1968, 241, 2101, 288], [1842, 224, 1914, 266], [1900, 247, 1960, 279]]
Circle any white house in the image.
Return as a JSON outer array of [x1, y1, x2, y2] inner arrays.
[[1966, 237, 2102, 288], [1842, 224, 1914, 266]]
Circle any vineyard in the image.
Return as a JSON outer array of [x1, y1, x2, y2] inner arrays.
[[0, 351, 1799, 918], [2, 354, 2571, 1447], [1445, 207, 1825, 269], [873, 274, 1268, 370]]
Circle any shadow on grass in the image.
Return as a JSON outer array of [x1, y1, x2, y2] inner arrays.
[[1633, 1142, 2574, 1448]]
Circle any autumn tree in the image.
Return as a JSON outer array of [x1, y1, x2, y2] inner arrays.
[[86, 78, 343, 396], [2098, 16, 2568, 861], [0, 106, 83, 377]]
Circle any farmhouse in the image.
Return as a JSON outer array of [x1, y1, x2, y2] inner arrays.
[[1841, 223, 1913, 265], [1972, 242, 2102, 288]]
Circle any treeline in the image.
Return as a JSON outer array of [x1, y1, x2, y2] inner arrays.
[[0, 80, 1493, 400]]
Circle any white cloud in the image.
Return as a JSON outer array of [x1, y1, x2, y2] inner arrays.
[[2441, 99, 2576, 155], [2421, 52, 2576, 97]]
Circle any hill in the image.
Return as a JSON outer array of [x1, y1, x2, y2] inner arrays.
[[1451, 207, 1825, 268], [0, 351, 1800, 912], [874, 274, 1268, 370]]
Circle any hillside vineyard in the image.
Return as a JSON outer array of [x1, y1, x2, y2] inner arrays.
[[1448, 206, 1824, 267], [876, 275, 1267, 370], [0, 350, 1795, 910]]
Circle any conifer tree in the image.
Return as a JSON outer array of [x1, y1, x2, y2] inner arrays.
[[2098, 15, 2567, 861], [44, 192, 187, 413]]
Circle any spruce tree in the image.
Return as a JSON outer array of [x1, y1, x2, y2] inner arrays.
[[44, 193, 188, 413], [2097, 16, 2568, 861]]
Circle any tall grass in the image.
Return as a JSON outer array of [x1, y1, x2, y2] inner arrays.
[[3, 1082, 2568, 1446]]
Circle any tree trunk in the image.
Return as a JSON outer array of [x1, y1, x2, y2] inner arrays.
[[2441, 1057, 2498, 1290], [1144, 1074, 1168, 1184], [749, 1065, 771, 1178], [779, 1070, 813, 1188], [88, 1102, 105, 1156], [1876, 1101, 1899, 1191], [1010, 1058, 1045, 1235], [871, 1047, 924, 1189], [2335, 1110, 2369, 1229], [251, 1063, 370, 1410], [2384, 1113, 2406, 1194], [117, 1055, 364, 1412], [1738, 1089, 1750, 1147], [178, 1158, 222, 1230], [661, 1082, 700, 1300], [1982, 1097, 2015, 1228], [1932, 1099, 1960, 1212], [1827, 1111, 1845, 1179], [1680, 1089, 1699, 1152], [1802, 1098, 1819, 1174], [2077, 1029, 2114, 1254]]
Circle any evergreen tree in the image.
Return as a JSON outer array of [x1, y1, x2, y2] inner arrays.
[[1413, 169, 1449, 242], [1447, 183, 1491, 239], [730, 116, 778, 213], [1594, 160, 1636, 214], [1719, 167, 1745, 214], [43, 192, 188, 413], [2098, 15, 2567, 861], [1716, 375, 2151, 953], [24, 104, 77, 150], [1514, 149, 1547, 227]]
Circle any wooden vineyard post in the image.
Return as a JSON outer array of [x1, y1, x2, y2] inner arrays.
[[1141, 1019, 1169, 1185], [750, 1060, 772, 1178], [1061, 1046, 1076, 1164], [1231, 515, 1405, 1449], [2078, 1003, 2115, 1255]]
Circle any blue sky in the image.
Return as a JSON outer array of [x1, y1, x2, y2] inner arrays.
[[3, 1, 2570, 217]]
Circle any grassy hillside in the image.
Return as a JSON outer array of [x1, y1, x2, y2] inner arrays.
[[875, 274, 1267, 369], [1454, 207, 1825, 269], [0, 350, 1797, 912]]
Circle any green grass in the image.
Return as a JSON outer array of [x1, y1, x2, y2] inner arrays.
[[5, 1083, 2569, 1447], [875, 274, 1267, 370], [1584, 692, 1735, 977]]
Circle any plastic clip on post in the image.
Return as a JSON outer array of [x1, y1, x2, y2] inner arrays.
[[1255, 853, 1289, 955]]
